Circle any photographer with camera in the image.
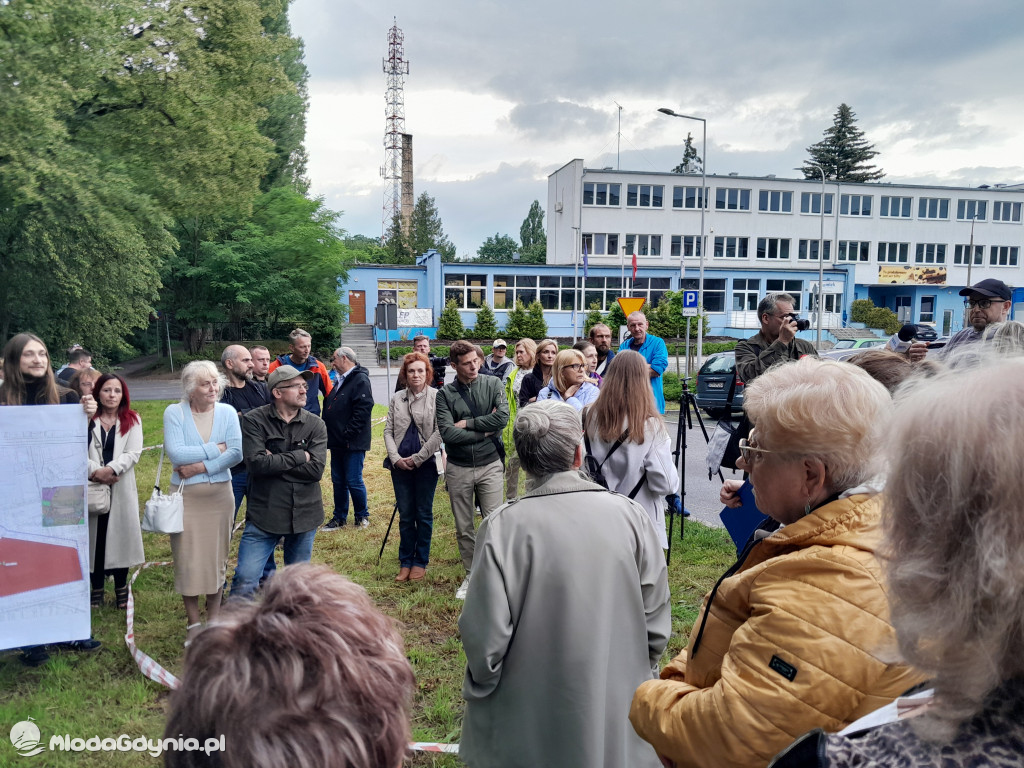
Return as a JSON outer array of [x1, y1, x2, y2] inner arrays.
[[735, 293, 817, 385], [233, 365, 328, 599], [396, 336, 448, 391]]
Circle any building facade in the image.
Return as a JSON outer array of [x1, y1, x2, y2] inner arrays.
[[548, 159, 1024, 336]]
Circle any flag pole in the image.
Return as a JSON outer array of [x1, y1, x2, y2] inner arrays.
[[572, 226, 580, 343]]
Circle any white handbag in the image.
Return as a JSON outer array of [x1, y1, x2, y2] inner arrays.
[[142, 446, 185, 534]]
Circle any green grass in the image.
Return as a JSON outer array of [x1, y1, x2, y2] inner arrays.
[[0, 400, 735, 766]]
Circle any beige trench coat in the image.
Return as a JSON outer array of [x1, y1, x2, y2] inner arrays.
[[87, 419, 145, 570]]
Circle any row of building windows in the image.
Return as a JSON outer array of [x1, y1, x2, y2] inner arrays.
[[582, 181, 1024, 222], [585, 231, 1020, 268], [676, 278, 845, 314], [444, 274, 670, 311], [444, 273, 859, 317]]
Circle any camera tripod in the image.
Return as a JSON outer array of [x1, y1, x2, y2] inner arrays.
[[667, 378, 724, 565]]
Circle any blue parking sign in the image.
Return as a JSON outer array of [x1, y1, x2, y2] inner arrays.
[[683, 290, 698, 308]]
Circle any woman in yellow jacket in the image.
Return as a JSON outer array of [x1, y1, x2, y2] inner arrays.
[[629, 357, 925, 768]]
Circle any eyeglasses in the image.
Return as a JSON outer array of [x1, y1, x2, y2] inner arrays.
[[737, 433, 774, 465], [567, 363, 586, 371], [494, 345, 506, 350], [278, 382, 308, 391], [965, 298, 1004, 309]]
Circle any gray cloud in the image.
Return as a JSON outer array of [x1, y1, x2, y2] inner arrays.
[[505, 101, 613, 139], [291, 0, 1024, 247]]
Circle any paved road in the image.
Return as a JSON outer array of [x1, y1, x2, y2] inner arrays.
[[125, 365, 454, 406], [127, 367, 728, 530]]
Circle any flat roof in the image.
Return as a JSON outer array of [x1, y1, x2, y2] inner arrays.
[[573, 168, 1024, 194]]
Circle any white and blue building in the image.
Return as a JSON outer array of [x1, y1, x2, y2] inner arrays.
[[339, 160, 1024, 341]]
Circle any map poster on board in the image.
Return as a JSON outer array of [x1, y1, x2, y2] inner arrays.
[[0, 404, 91, 650]]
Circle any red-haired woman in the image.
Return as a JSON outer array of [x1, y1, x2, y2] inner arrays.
[[88, 373, 145, 608], [383, 352, 442, 582]]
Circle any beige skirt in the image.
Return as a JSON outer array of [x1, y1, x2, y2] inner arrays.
[[170, 481, 234, 596]]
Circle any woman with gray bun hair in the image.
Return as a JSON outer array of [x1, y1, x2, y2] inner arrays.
[[459, 400, 671, 768]]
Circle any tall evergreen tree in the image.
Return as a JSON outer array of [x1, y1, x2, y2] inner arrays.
[[671, 133, 702, 174], [409, 192, 456, 259], [802, 104, 884, 182], [382, 213, 413, 264], [519, 200, 546, 263]]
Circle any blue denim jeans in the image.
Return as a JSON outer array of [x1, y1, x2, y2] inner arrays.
[[329, 449, 368, 525], [230, 522, 316, 600], [392, 463, 438, 568], [230, 469, 276, 582]]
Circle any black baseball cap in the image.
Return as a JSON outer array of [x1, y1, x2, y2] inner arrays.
[[959, 278, 1011, 301]]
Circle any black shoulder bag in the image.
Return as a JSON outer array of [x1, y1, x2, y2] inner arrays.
[[456, 382, 506, 466]]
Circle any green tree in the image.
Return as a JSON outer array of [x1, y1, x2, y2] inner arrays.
[[519, 200, 546, 263], [583, 303, 605, 335], [344, 234, 387, 261], [525, 301, 548, 339], [851, 298, 900, 335], [476, 232, 519, 263], [802, 104, 884, 182], [438, 299, 465, 340], [409, 192, 456, 260], [0, 1, 174, 354], [194, 188, 348, 347], [379, 212, 414, 264], [257, 0, 311, 192], [648, 291, 710, 340], [470, 302, 499, 340], [605, 302, 627, 335], [504, 300, 531, 339], [671, 133, 703, 174]]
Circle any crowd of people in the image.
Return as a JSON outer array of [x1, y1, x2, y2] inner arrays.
[[4, 281, 1024, 766]]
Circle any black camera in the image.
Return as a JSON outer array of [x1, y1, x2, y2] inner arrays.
[[429, 356, 449, 388], [786, 313, 811, 331]]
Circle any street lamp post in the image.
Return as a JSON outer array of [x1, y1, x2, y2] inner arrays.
[[964, 214, 979, 327], [659, 107, 706, 367], [803, 161, 827, 349]]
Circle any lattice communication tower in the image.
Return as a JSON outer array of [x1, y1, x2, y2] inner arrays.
[[381, 20, 409, 240]]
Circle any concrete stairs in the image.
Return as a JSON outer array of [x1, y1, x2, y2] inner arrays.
[[339, 324, 377, 366], [830, 326, 882, 341]]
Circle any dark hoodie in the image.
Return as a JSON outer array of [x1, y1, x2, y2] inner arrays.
[[322, 364, 373, 452]]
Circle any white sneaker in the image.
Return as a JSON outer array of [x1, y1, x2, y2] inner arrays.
[[455, 578, 470, 600]]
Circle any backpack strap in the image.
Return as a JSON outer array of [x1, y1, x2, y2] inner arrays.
[[582, 412, 626, 474], [626, 471, 647, 499]]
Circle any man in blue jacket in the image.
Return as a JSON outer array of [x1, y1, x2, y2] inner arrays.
[[619, 311, 669, 414], [320, 347, 374, 530]]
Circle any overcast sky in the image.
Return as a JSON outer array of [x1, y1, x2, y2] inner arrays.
[[289, 0, 1024, 257]]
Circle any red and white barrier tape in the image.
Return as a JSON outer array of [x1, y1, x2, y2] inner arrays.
[[124, 561, 180, 690], [410, 743, 460, 753]]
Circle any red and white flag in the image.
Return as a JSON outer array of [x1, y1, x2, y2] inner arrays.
[[631, 252, 638, 280]]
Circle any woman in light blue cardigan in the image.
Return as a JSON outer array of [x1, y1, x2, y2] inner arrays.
[[537, 348, 601, 412], [163, 360, 242, 645]]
